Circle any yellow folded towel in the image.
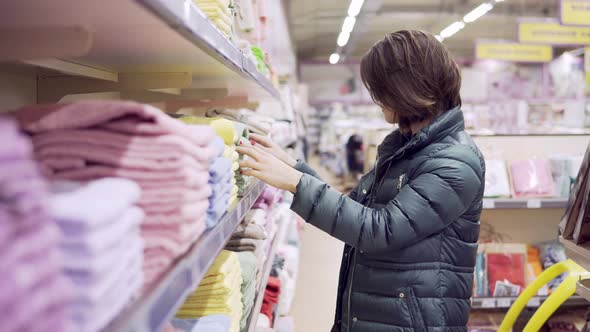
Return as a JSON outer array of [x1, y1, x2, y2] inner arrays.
[[180, 117, 235, 145], [195, 0, 231, 9]]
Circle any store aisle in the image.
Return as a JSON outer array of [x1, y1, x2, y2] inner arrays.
[[292, 158, 345, 332]]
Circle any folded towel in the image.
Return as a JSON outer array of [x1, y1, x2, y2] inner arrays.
[[32, 129, 213, 164], [225, 238, 262, 252], [16, 101, 216, 147], [171, 315, 232, 332], [141, 199, 209, 218], [180, 117, 235, 145], [48, 178, 141, 229], [210, 157, 233, 182], [48, 165, 210, 189], [231, 223, 267, 240], [208, 136, 225, 158], [59, 207, 143, 255], [140, 186, 212, 206], [37, 143, 208, 173], [206, 108, 273, 135]]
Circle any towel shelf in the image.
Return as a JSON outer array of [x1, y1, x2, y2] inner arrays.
[[245, 217, 289, 332], [0, 0, 279, 101], [108, 179, 266, 332]]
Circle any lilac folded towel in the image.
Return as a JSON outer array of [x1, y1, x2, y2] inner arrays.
[[0, 116, 72, 332]]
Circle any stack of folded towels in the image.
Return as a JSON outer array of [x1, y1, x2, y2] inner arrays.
[[181, 116, 239, 204], [0, 116, 71, 332], [260, 276, 281, 328], [195, 0, 234, 38], [175, 250, 243, 332], [236, 252, 258, 331], [225, 217, 267, 252], [49, 178, 144, 331], [15, 101, 216, 287]]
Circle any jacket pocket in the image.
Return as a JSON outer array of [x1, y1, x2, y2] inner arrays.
[[401, 288, 427, 332]]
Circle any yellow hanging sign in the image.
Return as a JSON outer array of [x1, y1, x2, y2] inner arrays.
[[476, 42, 553, 62], [519, 21, 590, 45], [560, 0, 590, 26]]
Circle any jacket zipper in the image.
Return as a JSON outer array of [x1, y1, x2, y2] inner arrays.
[[346, 249, 358, 332], [397, 174, 405, 190]]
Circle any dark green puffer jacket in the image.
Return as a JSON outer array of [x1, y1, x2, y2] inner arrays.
[[291, 107, 485, 332]]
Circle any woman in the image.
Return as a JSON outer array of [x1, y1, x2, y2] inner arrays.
[[238, 30, 485, 332]]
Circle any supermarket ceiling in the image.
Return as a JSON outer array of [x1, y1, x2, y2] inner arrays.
[[287, 0, 559, 61]]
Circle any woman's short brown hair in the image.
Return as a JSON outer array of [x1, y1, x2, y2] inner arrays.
[[360, 30, 462, 128]]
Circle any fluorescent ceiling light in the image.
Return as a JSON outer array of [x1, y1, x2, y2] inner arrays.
[[337, 31, 351, 47], [495, 0, 504, 2], [435, 35, 444, 42], [329, 53, 340, 64], [463, 3, 494, 23], [342, 16, 356, 33], [347, 0, 365, 17], [440, 21, 465, 38]]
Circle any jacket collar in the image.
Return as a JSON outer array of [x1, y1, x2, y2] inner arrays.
[[378, 106, 464, 163]]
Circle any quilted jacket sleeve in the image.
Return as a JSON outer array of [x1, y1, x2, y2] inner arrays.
[[290, 145, 483, 253], [294, 160, 322, 180]]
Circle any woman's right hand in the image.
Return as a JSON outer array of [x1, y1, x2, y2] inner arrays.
[[248, 133, 298, 168]]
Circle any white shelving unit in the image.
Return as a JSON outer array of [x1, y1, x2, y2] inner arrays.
[[107, 180, 266, 332], [471, 295, 588, 309], [482, 198, 568, 209]]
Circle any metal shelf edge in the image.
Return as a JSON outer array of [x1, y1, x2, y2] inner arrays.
[[471, 295, 588, 309], [561, 237, 590, 272], [110, 180, 266, 332], [482, 198, 568, 209]]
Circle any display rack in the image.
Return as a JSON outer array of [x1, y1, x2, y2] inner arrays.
[[245, 218, 288, 332], [108, 180, 266, 332], [0, 0, 279, 102], [471, 295, 588, 309], [560, 237, 590, 302], [482, 198, 568, 209]]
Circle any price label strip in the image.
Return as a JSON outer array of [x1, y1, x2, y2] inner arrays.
[[527, 199, 542, 209]]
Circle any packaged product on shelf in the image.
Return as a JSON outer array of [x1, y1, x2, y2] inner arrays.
[[15, 101, 217, 287], [0, 116, 72, 332], [509, 159, 555, 197], [538, 241, 569, 290], [561, 144, 590, 243], [483, 159, 511, 197], [482, 243, 527, 296]]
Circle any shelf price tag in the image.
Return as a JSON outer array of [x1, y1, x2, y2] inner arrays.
[[483, 199, 495, 209], [497, 298, 512, 308], [527, 297, 541, 307], [481, 298, 496, 308], [527, 199, 542, 208]]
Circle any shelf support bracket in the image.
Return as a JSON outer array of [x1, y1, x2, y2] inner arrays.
[[0, 26, 92, 61], [37, 72, 193, 103]]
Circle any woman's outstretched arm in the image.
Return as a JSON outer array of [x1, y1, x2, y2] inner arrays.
[[238, 144, 482, 253]]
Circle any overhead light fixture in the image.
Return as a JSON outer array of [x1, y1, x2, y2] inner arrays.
[[337, 31, 351, 47], [435, 35, 444, 42], [347, 0, 365, 17], [495, 0, 505, 2], [440, 21, 465, 38], [342, 16, 356, 33], [329, 53, 340, 64], [463, 3, 494, 23]]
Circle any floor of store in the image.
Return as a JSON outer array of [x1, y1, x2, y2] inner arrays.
[[291, 157, 345, 332]]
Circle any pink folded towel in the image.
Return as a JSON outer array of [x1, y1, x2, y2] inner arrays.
[[32, 129, 213, 164], [139, 186, 212, 205], [37, 143, 207, 173], [141, 199, 209, 221], [48, 165, 210, 189], [15, 100, 216, 147]]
